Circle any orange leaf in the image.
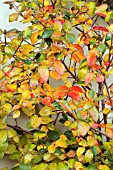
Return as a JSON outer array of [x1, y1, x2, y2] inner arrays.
[[30, 32, 39, 44], [68, 91, 81, 101], [54, 60, 65, 75], [41, 97, 53, 107], [38, 66, 49, 83], [85, 72, 94, 85], [87, 50, 96, 67], [105, 128, 113, 139], [50, 70, 61, 80]]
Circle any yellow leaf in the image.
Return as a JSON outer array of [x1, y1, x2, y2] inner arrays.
[[30, 115, 42, 128], [41, 116, 53, 124], [48, 143, 56, 153], [98, 165, 110, 170], [102, 108, 110, 114], [0, 69, 4, 80], [39, 106, 54, 116], [55, 138, 67, 148], [76, 147, 85, 157], [3, 103, 12, 112], [109, 67, 113, 74], [44, 0, 50, 6], [13, 110, 20, 119], [22, 90, 31, 100]]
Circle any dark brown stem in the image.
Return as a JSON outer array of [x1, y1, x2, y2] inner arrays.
[[91, 127, 112, 140], [62, 60, 76, 80], [7, 124, 33, 135]]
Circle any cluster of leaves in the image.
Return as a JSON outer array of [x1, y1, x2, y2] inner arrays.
[[0, 0, 113, 169]]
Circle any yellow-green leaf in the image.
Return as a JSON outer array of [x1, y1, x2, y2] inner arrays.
[[39, 106, 53, 116], [98, 165, 110, 170], [85, 149, 93, 162], [30, 115, 42, 128], [76, 147, 85, 157]]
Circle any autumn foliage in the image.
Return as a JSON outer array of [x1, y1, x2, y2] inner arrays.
[[0, 0, 113, 169]]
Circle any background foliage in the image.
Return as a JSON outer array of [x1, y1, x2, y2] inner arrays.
[[0, 0, 113, 169]]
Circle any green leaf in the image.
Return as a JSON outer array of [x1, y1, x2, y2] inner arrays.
[[0, 29, 3, 35], [66, 33, 75, 43], [89, 89, 95, 99], [17, 57, 32, 65], [47, 130, 60, 141], [87, 164, 96, 170], [97, 44, 106, 53], [58, 162, 69, 170], [85, 149, 93, 162], [5, 144, 16, 154], [9, 152, 22, 160], [91, 146, 98, 156], [94, 95, 106, 101], [20, 163, 31, 170], [64, 130, 73, 139], [42, 30, 53, 38], [24, 26, 32, 39], [68, 159, 76, 169], [5, 46, 15, 56]]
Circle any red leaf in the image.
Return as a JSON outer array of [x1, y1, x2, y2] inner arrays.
[[91, 124, 99, 128], [85, 72, 94, 85], [96, 74, 104, 83], [70, 86, 83, 93], [92, 26, 108, 32], [54, 60, 65, 75], [68, 91, 80, 101], [96, 12, 106, 18], [87, 50, 96, 67]]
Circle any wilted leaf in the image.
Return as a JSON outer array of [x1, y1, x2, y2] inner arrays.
[[38, 66, 49, 82], [88, 107, 99, 122], [77, 121, 90, 136], [9, 13, 18, 22]]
